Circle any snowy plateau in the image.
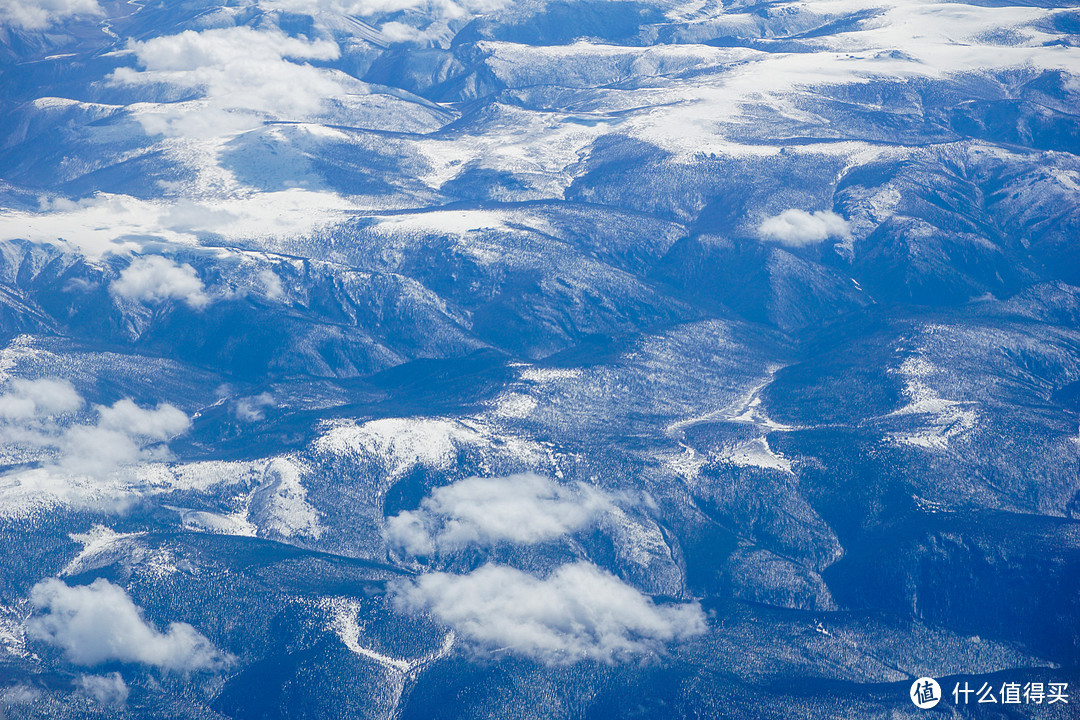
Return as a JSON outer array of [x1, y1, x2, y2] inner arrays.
[[0, 0, 1079, 718]]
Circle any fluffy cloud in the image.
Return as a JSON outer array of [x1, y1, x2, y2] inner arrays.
[[235, 392, 275, 422], [260, 0, 507, 20], [393, 562, 706, 663], [260, 0, 509, 45], [110, 26, 343, 137], [0, 378, 82, 420], [0, 685, 40, 705], [28, 578, 230, 671], [757, 209, 851, 247], [0, 377, 190, 479], [110, 255, 210, 309], [77, 673, 128, 706], [97, 399, 190, 441], [58, 399, 191, 474], [257, 268, 285, 300], [0, 0, 103, 30], [385, 473, 618, 555], [0, 192, 355, 260], [262, 0, 423, 13]]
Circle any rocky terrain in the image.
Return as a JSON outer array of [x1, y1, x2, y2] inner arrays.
[[0, 0, 1079, 717]]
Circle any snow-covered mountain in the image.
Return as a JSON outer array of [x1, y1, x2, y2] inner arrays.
[[1, 0, 1079, 717]]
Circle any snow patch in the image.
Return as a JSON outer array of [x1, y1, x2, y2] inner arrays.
[[491, 392, 537, 419], [314, 417, 547, 482], [719, 437, 792, 472], [62, 525, 144, 577], [887, 355, 979, 450], [323, 596, 455, 676], [249, 458, 323, 540]]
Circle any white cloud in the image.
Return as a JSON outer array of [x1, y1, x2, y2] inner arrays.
[[58, 399, 191, 474], [393, 562, 706, 663], [0, 0, 103, 30], [385, 473, 618, 555], [2, 194, 195, 259], [235, 392, 275, 422], [110, 255, 210, 309], [0, 378, 82, 420], [260, 0, 506, 20], [260, 0, 509, 45], [0, 685, 40, 705], [27, 578, 230, 671], [0, 378, 191, 499], [257, 268, 285, 300], [0, 192, 356, 260], [262, 0, 424, 13], [110, 27, 344, 137], [0, 381, 315, 523], [97, 399, 191, 441], [757, 209, 851, 247], [376, 21, 432, 43], [161, 201, 239, 232], [77, 672, 128, 706]]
